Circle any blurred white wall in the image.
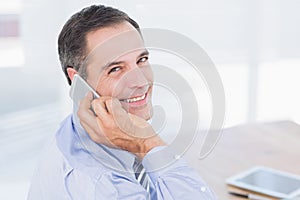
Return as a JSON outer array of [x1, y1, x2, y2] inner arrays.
[[1, 0, 299, 124], [0, 0, 300, 199]]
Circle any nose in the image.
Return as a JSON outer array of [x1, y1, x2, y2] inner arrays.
[[125, 66, 150, 89], [111, 62, 153, 98]]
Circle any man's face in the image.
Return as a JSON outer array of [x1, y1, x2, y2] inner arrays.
[[84, 22, 153, 120]]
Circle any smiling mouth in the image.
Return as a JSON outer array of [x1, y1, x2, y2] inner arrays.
[[120, 93, 147, 103]]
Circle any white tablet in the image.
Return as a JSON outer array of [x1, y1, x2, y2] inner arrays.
[[226, 166, 300, 199]]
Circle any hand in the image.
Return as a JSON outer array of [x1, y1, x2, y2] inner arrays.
[[77, 92, 165, 159]]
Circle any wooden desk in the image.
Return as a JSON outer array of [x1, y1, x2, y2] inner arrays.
[[184, 121, 300, 199]]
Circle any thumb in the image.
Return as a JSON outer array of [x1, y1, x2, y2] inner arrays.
[[128, 113, 149, 129]]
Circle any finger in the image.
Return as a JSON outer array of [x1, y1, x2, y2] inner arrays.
[[79, 106, 115, 147], [105, 98, 135, 134], [78, 92, 96, 116], [84, 92, 99, 116], [92, 96, 111, 120], [80, 92, 93, 110], [77, 107, 97, 129], [106, 98, 127, 118], [82, 119, 118, 148], [77, 93, 97, 122], [128, 113, 149, 128]]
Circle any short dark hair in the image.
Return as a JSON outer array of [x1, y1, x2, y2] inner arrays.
[[58, 5, 140, 85]]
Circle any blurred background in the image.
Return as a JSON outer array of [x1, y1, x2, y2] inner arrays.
[[0, 0, 299, 199]]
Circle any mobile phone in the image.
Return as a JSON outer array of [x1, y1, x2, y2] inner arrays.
[[69, 74, 100, 105]]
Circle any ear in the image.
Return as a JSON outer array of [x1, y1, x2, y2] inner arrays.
[[67, 67, 77, 82]]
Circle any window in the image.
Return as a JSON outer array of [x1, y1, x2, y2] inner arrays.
[[0, 0, 23, 67]]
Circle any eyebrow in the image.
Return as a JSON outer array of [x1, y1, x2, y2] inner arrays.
[[101, 49, 149, 71]]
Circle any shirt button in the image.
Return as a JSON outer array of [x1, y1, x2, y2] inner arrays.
[[200, 186, 206, 192]]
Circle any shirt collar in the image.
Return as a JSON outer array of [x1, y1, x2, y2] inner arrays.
[[71, 104, 136, 171]]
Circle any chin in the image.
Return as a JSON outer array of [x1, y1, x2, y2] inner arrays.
[[139, 110, 152, 121], [129, 102, 153, 121]]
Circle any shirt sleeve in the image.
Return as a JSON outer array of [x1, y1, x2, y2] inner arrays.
[[142, 146, 217, 200]]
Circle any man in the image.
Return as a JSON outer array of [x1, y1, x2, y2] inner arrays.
[[28, 5, 216, 199]]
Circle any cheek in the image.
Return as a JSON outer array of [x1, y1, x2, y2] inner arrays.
[[95, 77, 116, 96], [143, 66, 154, 83], [95, 77, 126, 97]]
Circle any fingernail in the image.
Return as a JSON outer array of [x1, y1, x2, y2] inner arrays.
[[87, 92, 93, 99]]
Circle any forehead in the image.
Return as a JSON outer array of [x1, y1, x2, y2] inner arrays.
[[86, 22, 140, 52], [84, 22, 144, 67]]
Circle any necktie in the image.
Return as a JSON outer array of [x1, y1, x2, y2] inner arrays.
[[133, 158, 150, 195]]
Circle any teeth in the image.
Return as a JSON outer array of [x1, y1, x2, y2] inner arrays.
[[125, 94, 146, 103]]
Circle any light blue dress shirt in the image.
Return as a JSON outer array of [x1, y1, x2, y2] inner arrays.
[[28, 107, 217, 199]]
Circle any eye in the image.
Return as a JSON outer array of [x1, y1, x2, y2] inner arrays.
[[137, 56, 148, 64], [108, 66, 121, 74]]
